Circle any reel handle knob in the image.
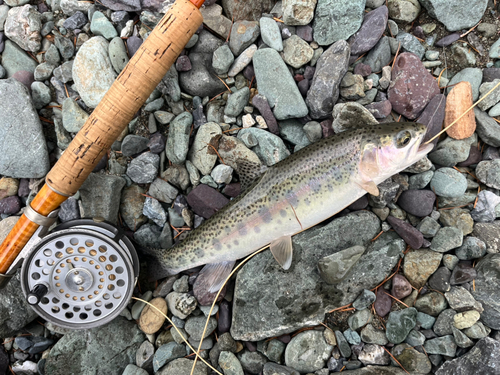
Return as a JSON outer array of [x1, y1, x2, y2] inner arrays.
[[27, 284, 48, 305]]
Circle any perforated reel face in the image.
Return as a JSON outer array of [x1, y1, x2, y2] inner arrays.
[[21, 228, 136, 329]]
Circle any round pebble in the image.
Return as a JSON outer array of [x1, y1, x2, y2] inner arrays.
[[430, 168, 468, 198], [138, 297, 168, 334]]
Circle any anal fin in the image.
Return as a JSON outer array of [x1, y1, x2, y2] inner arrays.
[[270, 235, 293, 270], [355, 179, 380, 196], [198, 261, 236, 293]]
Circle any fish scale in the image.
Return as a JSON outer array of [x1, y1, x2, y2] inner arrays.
[[148, 122, 432, 280]]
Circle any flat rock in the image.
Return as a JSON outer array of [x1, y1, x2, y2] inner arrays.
[[45, 317, 145, 375], [4, 5, 42, 53], [231, 212, 394, 341], [348, 5, 388, 56], [306, 40, 350, 120], [186, 184, 229, 219], [229, 20, 260, 56], [435, 338, 500, 374], [313, 0, 366, 46], [253, 48, 308, 120], [179, 53, 226, 98], [79, 173, 125, 224], [1, 39, 38, 78], [73, 36, 117, 108], [388, 53, 440, 120], [474, 108, 500, 147], [165, 112, 193, 165], [420, 0, 488, 31], [0, 78, 50, 178], [472, 254, 500, 330], [188, 122, 222, 175], [221, 0, 276, 21], [284, 330, 333, 373], [386, 308, 418, 344], [403, 249, 443, 288]]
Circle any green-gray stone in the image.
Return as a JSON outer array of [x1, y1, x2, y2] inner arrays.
[[54, 118, 72, 150], [184, 316, 217, 341], [44, 317, 145, 375], [90, 11, 117, 40], [416, 312, 436, 329], [414, 292, 448, 317], [452, 326, 474, 348], [404, 329, 425, 347], [423, 335, 457, 357], [385, 308, 418, 344], [416, 216, 441, 238], [62, 97, 89, 133], [219, 351, 244, 375], [476, 160, 500, 189], [391, 343, 432, 375], [259, 16, 283, 51], [212, 44, 234, 75], [257, 339, 285, 363], [279, 119, 311, 147], [343, 328, 361, 345], [153, 342, 187, 372], [317, 245, 365, 284], [352, 289, 376, 311], [335, 331, 351, 358], [31, 81, 52, 109], [409, 170, 434, 190], [433, 309, 456, 336], [430, 167, 467, 198], [165, 112, 193, 164], [463, 321, 491, 339], [428, 134, 477, 167], [446, 68, 482, 101], [438, 208, 474, 236], [109, 36, 129, 73], [252, 48, 308, 120], [430, 227, 463, 252], [455, 237, 487, 260], [312, 0, 365, 46], [225, 87, 250, 117], [348, 309, 372, 331], [284, 330, 333, 373], [396, 33, 425, 59], [1, 40, 38, 77], [360, 324, 388, 345], [237, 127, 290, 166]]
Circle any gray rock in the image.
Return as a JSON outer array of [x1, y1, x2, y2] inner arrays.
[[153, 342, 187, 372], [331, 102, 378, 133], [282, 35, 314, 68], [211, 164, 233, 184], [363, 36, 392, 73], [0, 78, 50, 177], [73, 36, 117, 108], [158, 65, 181, 102], [405, 329, 426, 347], [409, 170, 434, 190], [396, 32, 425, 60], [471, 191, 500, 222], [79, 173, 125, 224], [317, 245, 365, 284], [228, 44, 257, 77], [225, 87, 250, 117], [221, 0, 276, 21], [476, 160, 500, 189], [185, 316, 217, 341], [156, 358, 208, 375], [229, 20, 260, 56], [1, 40, 38, 78], [45, 317, 145, 375], [61, 97, 88, 133], [4, 5, 42, 53], [253, 48, 308, 120], [335, 330, 351, 358], [430, 167, 467, 198], [455, 237, 487, 260], [279, 119, 310, 146], [472, 254, 500, 330], [212, 44, 234, 75], [360, 324, 388, 345], [259, 16, 282, 51], [237, 350, 268, 374], [435, 338, 500, 374], [263, 362, 299, 375], [420, 0, 488, 32], [388, 0, 421, 22], [313, 0, 365, 46], [306, 40, 351, 120], [54, 117, 72, 149], [447, 68, 482, 101], [358, 344, 390, 365], [284, 330, 333, 373], [219, 351, 244, 375], [474, 108, 500, 147], [433, 309, 456, 336], [54, 34, 75, 60], [445, 286, 483, 313], [126, 152, 160, 184], [416, 312, 436, 329], [33, 62, 55, 81], [414, 291, 448, 316], [121, 135, 149, 157], [31, 81, 51, 109], [90, 11, 117, 40], [463, 321, 490, 339], [386, 308, 418, 344], [282, 0, 316, 25], [149, 178, 178, 204], [123, 364, 149, 375], [120, 185, 147, 230], [237, 127, 290, 166], [143, 197, 167, 227], [0, 272, 39, 338], [348, 309, 373, 330], [392, 343, 431, 374], [352, 289, 376, 310], [478, 79, 500, 112], [166, 112, 193, 165], [230, 212, 393, 341], [179, 52, 226, 98], [423, 335, 457, 357], [188, 121, 222, 175], [109, 36, 129, 73], [430, 227, 463, 252]]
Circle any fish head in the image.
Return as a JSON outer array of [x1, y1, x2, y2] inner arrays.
[[359, 122, 434, 181]]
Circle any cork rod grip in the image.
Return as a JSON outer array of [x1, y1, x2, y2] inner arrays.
[[46, 0, 203, 196]]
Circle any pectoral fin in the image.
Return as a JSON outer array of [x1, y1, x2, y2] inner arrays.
[[236, 159, 268, 191], [198, 261, 236, 293], [270, 235, 293, 270], [355, 179, 380, 196]]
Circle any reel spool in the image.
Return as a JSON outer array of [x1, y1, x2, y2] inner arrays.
[[20, 219, 139, 329]]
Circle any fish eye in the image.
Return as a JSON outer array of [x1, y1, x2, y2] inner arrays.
[[396, 131, 412, 148]]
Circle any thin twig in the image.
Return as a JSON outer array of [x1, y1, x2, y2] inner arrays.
[[460, 21, 482, 38]]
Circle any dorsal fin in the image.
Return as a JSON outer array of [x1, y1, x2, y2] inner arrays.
[[235, 159, 268, 191]]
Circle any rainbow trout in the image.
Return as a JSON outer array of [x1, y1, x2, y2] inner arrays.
[[149, 122, 433, 290]]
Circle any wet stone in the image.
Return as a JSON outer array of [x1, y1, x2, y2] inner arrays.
[[348, 309, 373, 331], [423, 335, 457, 357], [445, 286, 483, 313], [238, 350, 268, 374], [433, 309, 456, 336], [352, 289, 376, 311], [450, 262, 476, 285], [429, 267, 451, 292], [335, 331, 351, 358]]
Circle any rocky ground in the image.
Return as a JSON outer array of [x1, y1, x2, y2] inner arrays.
[[1, 0, 500, 374]]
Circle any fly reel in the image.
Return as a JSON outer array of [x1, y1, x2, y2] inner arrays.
[[19, 219, 139, 329]]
